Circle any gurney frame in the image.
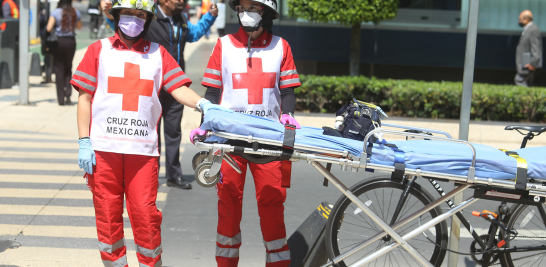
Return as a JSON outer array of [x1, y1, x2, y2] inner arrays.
[[193, 124, 546, 267]]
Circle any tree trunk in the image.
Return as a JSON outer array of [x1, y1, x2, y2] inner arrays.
[[349, 23, 360, 76]]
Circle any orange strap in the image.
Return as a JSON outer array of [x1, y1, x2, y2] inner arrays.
[[281, 161, 292, 188]]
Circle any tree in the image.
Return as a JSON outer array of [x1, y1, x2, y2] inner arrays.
[[288, 0, 399, 76]]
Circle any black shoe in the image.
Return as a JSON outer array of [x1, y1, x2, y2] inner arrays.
[[166, 177, 192, 189], [66, 98, 72, 105]]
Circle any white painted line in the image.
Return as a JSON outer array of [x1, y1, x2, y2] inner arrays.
[[0, 188, 167, 201], [0, 246, 141, 267], [0, 224, 135, 239]]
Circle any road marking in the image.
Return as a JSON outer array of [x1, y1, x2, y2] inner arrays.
[[0, 141, 78, 148], [0, 246, 141, 267], [0, 205, 162, 217], [0, 151, 77, 159], [0, 175, 81, 184], [0, 162, 79, 171], [0, 188, 167, 201], [1, 224, 135, 239]]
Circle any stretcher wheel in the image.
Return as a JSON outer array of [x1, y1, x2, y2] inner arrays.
[[192, 151, 209, 171], [194, 162, 220, 188]]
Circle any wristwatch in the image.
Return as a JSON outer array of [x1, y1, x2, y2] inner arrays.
[[195, 98, 208, 113]]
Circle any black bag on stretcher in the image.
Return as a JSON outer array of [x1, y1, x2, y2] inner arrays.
[[324, 99, 387, 142]]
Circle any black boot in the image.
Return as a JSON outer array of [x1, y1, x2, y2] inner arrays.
[[166, 177, 192, 189]]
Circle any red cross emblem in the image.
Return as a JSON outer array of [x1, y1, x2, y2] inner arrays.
[[108, 62, 154, 112], [232, 57, 276, 105]]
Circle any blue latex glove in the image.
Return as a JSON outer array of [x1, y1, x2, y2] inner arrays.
[[78, 139, 96, 174], [200, 99, 233, 114]]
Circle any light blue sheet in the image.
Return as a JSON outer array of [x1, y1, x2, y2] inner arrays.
[[201, 109, 546, 180]]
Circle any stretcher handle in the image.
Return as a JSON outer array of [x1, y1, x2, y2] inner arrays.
[[362, 128, 477, 179]]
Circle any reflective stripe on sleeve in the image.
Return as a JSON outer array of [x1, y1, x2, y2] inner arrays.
[[102, 255, 128, 267], [217, 232, 242, 246], [164, 67, 183, 81], [279, 78, 300, 86], [216, 246, 240, 258], [138, 258, 162, 267], [266, 250, 290, 263], [136, 244, 162, 258], [263, 237, 287, 251], [163, 75, 189, 91], [73, 79, 96, 92], [205, 68, 221, 76], [280, 70, 297, 77], [74, 70, 97, 83], [202, 77, 222, 86]]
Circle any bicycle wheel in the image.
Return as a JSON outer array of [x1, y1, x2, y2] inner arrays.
[[325, 177, 448, 267], [499, 203, 546, 267]]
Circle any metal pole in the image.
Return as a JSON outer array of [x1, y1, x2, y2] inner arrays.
[[30, 0, 38, 40], [18, 0, 30, 105], [449, 0, 479, 266]]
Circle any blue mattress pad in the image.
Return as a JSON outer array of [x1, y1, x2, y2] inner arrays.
[[201, 109, 546, 180]]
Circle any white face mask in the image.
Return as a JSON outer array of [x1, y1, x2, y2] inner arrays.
[[238, 11, 262, 28]]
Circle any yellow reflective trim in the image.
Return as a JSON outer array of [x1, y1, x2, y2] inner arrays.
[[319, 205, 331, 215], [354, 100, 378, 109], [512, 155, 528, 169], [498, 149, 528, 181]]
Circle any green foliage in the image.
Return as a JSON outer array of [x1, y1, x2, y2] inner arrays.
[[287, 0, 399, 26], [296, 75, 546, 122]]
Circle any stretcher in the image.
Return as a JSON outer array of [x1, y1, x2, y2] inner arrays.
[[193, 109, 546, 267]]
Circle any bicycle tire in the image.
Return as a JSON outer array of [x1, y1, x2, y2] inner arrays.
[[325, 177, 448, 267], [499, 203, 546, 267]]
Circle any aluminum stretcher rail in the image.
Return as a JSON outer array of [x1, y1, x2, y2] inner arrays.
[[193, 124, 546, 267], [194, 128, 546, 197]]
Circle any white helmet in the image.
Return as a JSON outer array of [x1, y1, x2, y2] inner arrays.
[[109, 0, 157, 20], [228, 0, 279, 19]]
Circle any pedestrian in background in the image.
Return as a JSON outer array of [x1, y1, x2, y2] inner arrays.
[[46, 0, 82, 105], [102, 0, 217, 189], [515, 10, 542, 87]]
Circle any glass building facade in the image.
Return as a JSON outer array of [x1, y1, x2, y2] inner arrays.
[[275, 0, 546, 33]]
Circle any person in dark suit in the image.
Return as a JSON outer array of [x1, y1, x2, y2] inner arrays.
[[515, 10, 542, 87]]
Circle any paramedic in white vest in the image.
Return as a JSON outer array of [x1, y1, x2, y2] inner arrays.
[[190, 0, 301, 266], [72, 0, 231, 266]]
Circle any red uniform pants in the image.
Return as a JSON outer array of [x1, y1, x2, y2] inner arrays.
[[215, 155, 290, 267], [87, 151, 163, 267]]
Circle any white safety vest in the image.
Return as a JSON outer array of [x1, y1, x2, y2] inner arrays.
[[219, 35, 283, 120], [90, 39, 163, 156]]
